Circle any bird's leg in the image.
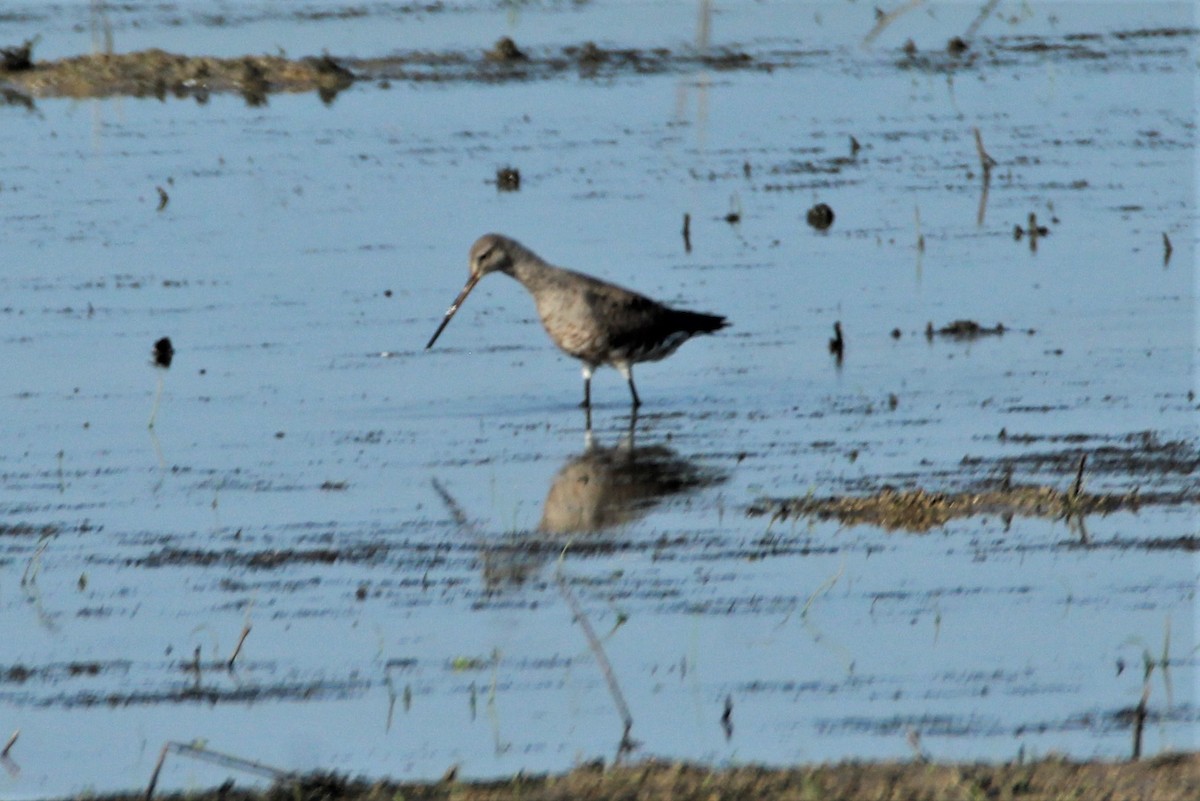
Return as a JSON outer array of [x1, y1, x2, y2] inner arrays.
[[617, 363, 642, 408], [580, 364, 593, 409]]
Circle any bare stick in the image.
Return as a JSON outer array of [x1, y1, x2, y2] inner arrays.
[[147, 371, 165, 429], [914, 204, 925, 253], [190, 645, 202, 690], [863, 0, 925, 46], [976, 167, 992, 227], [1133, 656, 1153, 760], [1, 730, 17, 758], [146, 741, 292, 800], [143, 743, 170, 801], [973, 127, 997, 174], [227, 624, 251, 670], [555, 558, 633, 743], [1070, 454, 1087, 500], [21, 535, 51, 589], [801, 562, 846, 620], [973, 127, 995, 226], [431, 478, 472, 531], [963, 0, 1003, 41]]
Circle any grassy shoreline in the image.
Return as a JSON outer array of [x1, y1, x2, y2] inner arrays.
[[65, 753, 1200, 801]]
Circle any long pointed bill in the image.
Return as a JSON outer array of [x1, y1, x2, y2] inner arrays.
[[425, 273, 481, 349]]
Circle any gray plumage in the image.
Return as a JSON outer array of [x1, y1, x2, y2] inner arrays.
[[426, 233, 728, 408]]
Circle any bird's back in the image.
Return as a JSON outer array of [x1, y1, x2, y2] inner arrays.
[[523, 265, 726, 367]]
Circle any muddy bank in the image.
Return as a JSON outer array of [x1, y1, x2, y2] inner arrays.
[[1, 23, 1196, 101], [0, 46, 353, 103], [0, 40, 760, 102], [88, 754, 1200, 801]]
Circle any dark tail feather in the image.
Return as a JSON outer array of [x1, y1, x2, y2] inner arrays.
[[678, 310, 728, 335]]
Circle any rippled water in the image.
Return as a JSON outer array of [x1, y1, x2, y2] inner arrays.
[[0, 1, 1196, 796]]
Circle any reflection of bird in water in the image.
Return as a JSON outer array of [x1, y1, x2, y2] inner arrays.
[[434, 426, 723, 590], [538, 431, 719, 534]]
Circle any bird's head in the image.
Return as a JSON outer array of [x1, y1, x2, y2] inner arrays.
[[426, 234, 518, 350]]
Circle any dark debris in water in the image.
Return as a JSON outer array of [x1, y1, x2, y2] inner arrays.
[[983, 431, 1200, 478], [2, 660, 127, 684], [806, 202, 836, 230], [152, 336, 174, 368], [131, 544, 389, 569], [0, 37, 36, 71], [25, 678, 370, 709], [924, 319, 1033, 340], [0, 522, 58, 537], [485, 36, 528, 63]]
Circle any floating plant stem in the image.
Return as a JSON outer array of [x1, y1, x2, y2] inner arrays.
[[147, 336, 174, 430]]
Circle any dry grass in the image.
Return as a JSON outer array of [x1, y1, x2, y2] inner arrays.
[[90, 754, 1200, 801]]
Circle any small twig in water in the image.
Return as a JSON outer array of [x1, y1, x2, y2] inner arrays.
[[1, 730, 17, 758], [801, 562, 845, 620], [907, 727, 929, 762], [963, 0, 1003, 40], [556, 551, 635, 756], [227, 624, 251, 670], [828, 322, 845, 364], [431, 478, 473, 532], [190, 645, 202, 689], [1070, 454, 1087, 503], [863, 0, 925, 46], [1133, 650, 1154, 760], [20, 538, 50, 589], [973, 127, 997, 174], [145, 741, 292, 800], [148, 337, 174, 430]]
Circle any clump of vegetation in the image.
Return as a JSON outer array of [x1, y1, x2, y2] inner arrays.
[[749, 483, 1145, 532]]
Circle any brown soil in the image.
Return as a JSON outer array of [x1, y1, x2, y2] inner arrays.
[[84, 754, 1200, 801]]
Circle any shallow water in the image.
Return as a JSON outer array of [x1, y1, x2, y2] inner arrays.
[[0, 1, 1197, 796]]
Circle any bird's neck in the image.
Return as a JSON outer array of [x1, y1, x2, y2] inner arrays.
[[507, 251, 563, 293]]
